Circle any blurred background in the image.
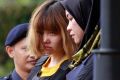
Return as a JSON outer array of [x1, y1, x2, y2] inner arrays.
[[0, 0, 44, 76]]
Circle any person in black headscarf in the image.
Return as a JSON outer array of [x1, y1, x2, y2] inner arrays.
[[60, 0, 100, 80]]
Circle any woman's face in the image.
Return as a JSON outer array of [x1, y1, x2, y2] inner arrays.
[[65, 10, 84, 45], [42, 31, 64, 56]]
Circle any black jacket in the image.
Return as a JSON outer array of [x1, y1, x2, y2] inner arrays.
[[27, 55, 71, 80], [66, 54, 93, 80]]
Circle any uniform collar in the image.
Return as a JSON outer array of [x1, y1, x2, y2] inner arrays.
[[12, 69, 22, 80]]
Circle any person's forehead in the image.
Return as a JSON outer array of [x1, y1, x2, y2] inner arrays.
[[14, 38, 27, 46]]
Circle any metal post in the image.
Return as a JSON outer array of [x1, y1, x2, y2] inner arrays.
[[93, 0, 120, 80]]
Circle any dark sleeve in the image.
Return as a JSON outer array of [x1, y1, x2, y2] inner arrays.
[[27, 55, 48, 80], [66, 54, 93, 80]]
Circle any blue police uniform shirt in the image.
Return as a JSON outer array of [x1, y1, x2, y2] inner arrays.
[[0, 70, 22, 80], [11, 70, 22, 80]]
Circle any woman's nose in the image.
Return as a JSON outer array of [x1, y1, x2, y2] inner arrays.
[[43, 33, 50, 44]]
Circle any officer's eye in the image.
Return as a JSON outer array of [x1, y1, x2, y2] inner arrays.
[[21, 46, 28, 51]]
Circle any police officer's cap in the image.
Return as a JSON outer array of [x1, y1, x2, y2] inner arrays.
[[5, 23, 29, 46]]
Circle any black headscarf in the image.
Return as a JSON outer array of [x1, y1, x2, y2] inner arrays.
[[60, 0, 100, 48]]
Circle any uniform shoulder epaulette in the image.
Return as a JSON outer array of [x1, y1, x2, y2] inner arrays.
[[0, 76, 8, 80], [0, 74, 12, 80]]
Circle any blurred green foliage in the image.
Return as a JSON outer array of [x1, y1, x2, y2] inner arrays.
[[0, 0, 45, 76]]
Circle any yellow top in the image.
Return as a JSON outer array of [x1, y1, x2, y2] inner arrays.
[[40, 56, 68, 77]]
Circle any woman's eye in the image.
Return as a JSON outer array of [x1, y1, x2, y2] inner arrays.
[[49, 32, 56, 36], [66, 14, 73, 21]]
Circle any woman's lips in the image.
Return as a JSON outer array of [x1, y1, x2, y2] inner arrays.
[[70, 34, 75, 39], [44, 46, 52, 50]]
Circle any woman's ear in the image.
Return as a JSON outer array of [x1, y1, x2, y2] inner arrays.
[[5, 46, 14, 58]]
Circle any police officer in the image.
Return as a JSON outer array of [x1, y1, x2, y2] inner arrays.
[[0, 23, 39, 80]]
